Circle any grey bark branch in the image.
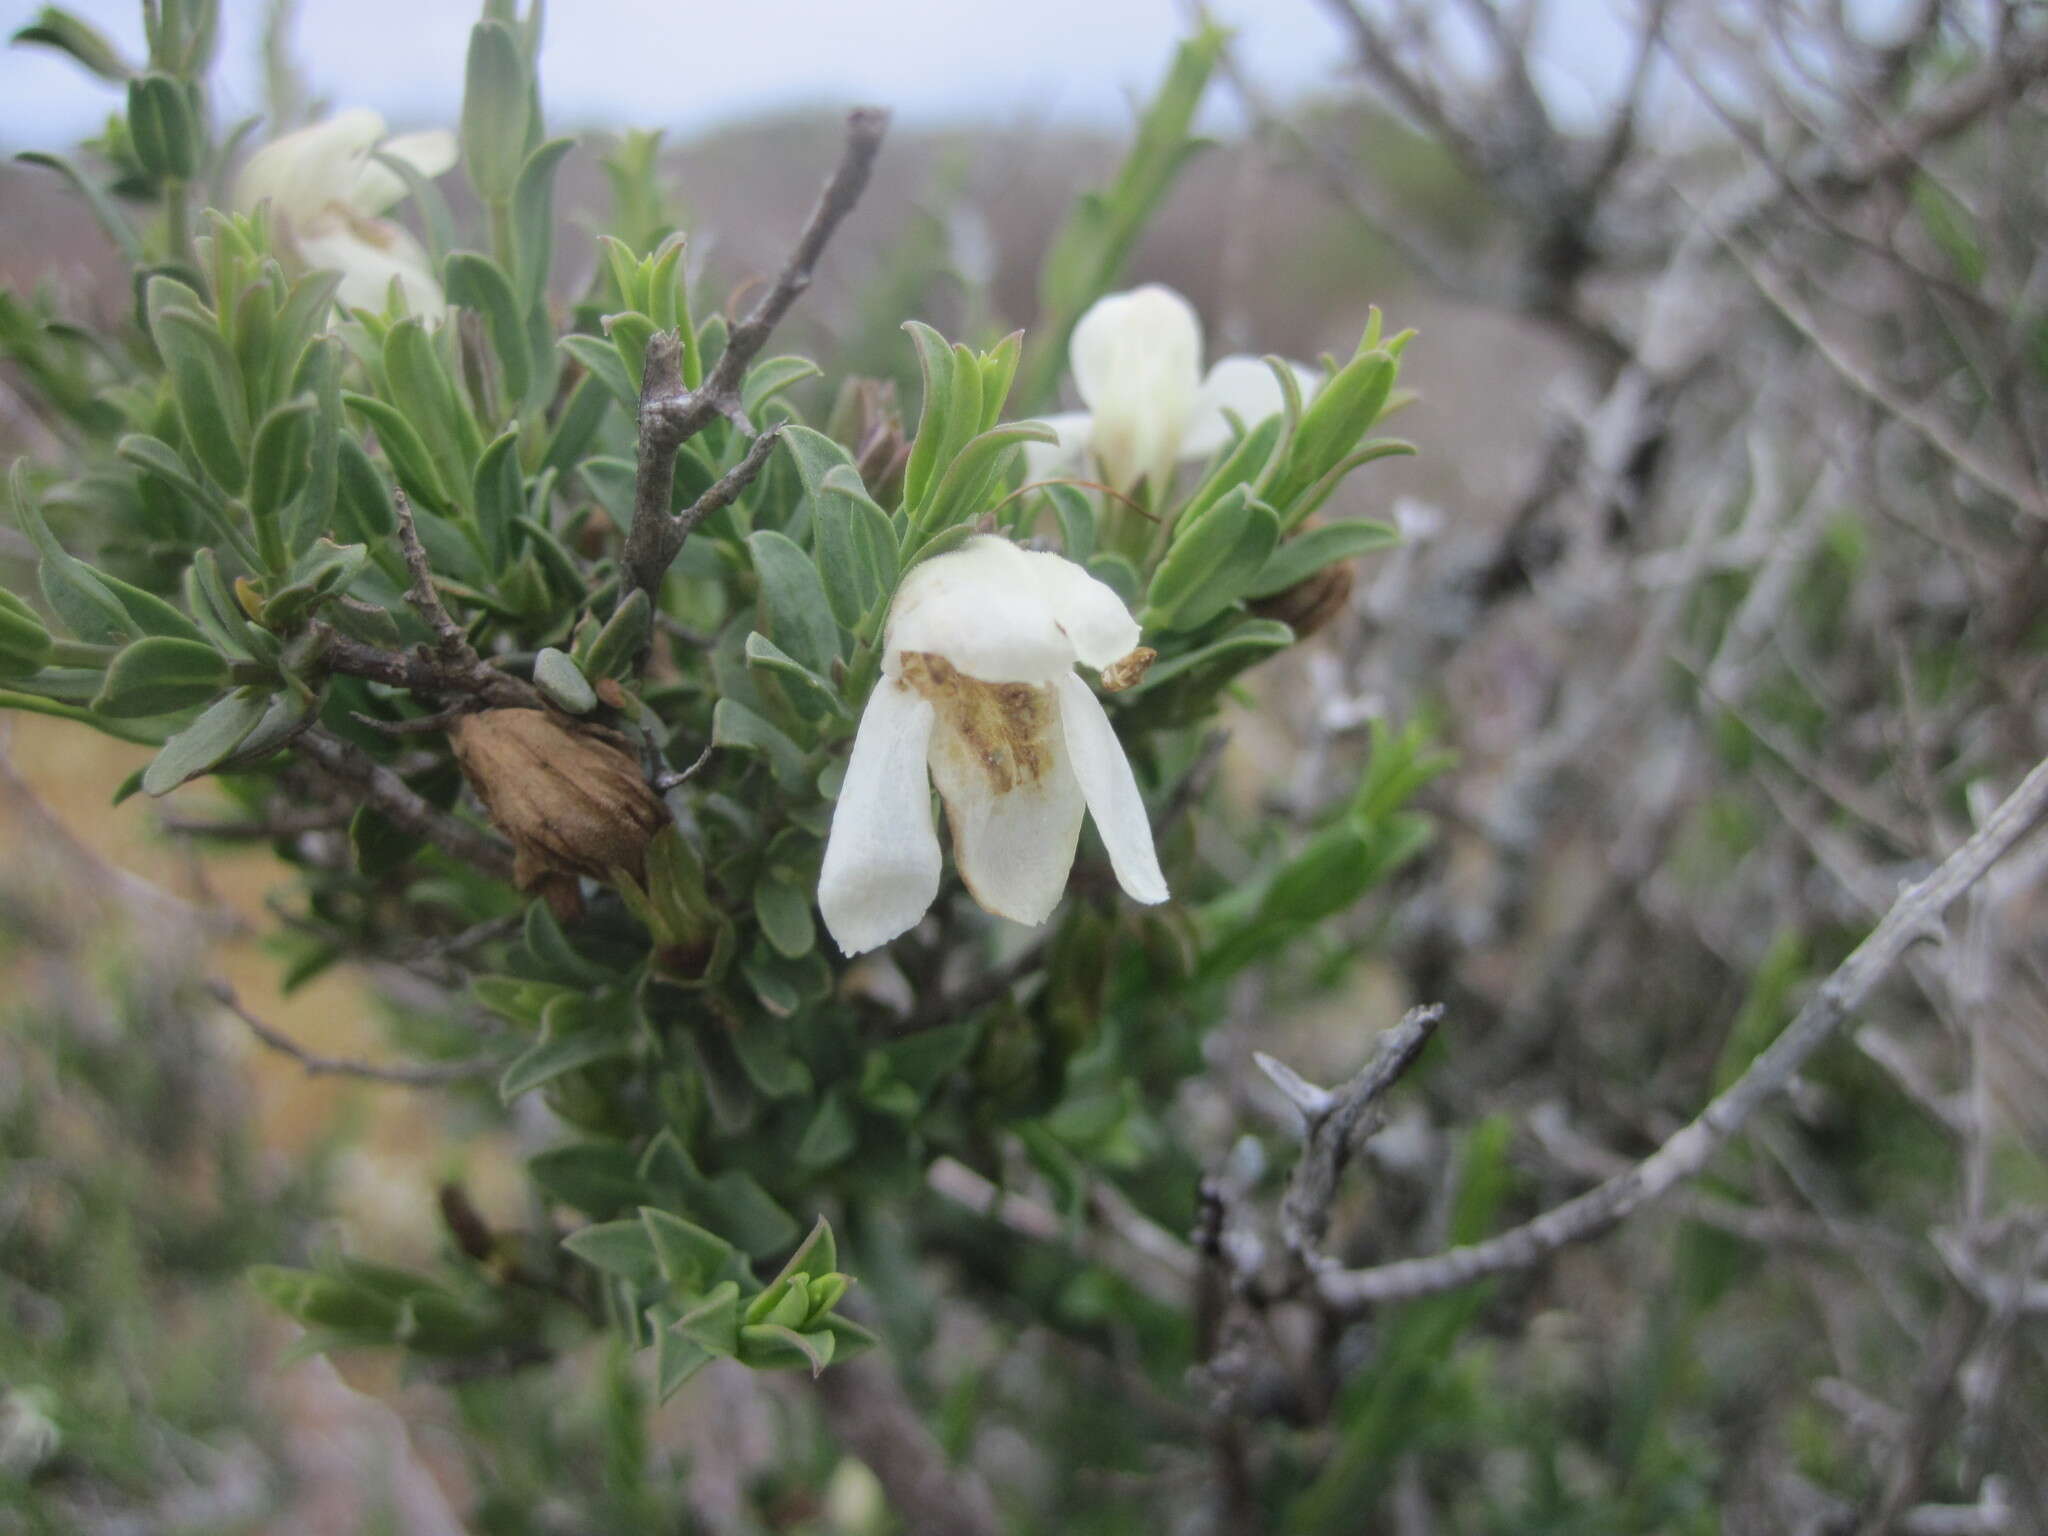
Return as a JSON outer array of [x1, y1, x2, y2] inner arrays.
[[1268, 1003, 1444, 1274], [620, 107, 889, 609], [1316, 751, 2048, 1314], [813, 1347, 1002, 1536], [295, 725, 516, 883]]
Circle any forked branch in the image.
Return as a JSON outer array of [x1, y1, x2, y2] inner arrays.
[[621, 107, 889, 608], [1314, 751, 2048, 1314]]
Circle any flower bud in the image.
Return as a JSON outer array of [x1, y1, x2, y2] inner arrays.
[[448, 707, 668, 922]]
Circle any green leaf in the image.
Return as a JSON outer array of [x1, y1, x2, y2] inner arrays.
[[737, 1322, 835, 1377], [141, 687, 270, 795], [1043, 482, 1095, 562], [746, 529, 841, 675], [768, 1217, 838, 1288], [528, 1141, 644, 1214], [1244, 519, 1399, 599], [9, 462, 135, 644], [343, 392, 450, 512], [654, 1324, 713, 1402], [640, 1207, 738, 1292], [334, 433, 397, 541], [499, 1016, 632, 1101], [561, 1219, 661, 1287], [700, 1171, 800, 1259], [604, 309, 658, 395], [1143, 486, 1279, 631], [583, 589, 649, 679], [542, 373, 615, 482], [460, 19, 529, 205], [382, 318, 481, 501], [900, 320, 957, 513], [1181, 411, 1284, 529], [559, 333, 638, 414], [729, 1022, 812, 1099], [127, 72, 199, 178], [673, 1281, 741, 1357], [752, 863, 816, 958], [13, 8, 134, 82], [471, 426, 522, 566], [919, 421, 1054, 537], [510, 137, 576, 314], [1269, 348, 1398, 515], [0, 588, 53, 679], [1018, 22, 1225, 408], [1119, 617, 1294, 730], [287, 334, 344, 552], [779, 422, 857, 498], [248, 394, 318, 550], [532, 646, 596, 713], [821, 1313, 880, 1361], [742, 355, 822, 418], [810, 465, 897, 629], [445, 250, 533, 407], [153, 304, 250, 492], [744, 630, 842, 721], [92, 635, 227, 717], [794, 1088, 857, 1170]]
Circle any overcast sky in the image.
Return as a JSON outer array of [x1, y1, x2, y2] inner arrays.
[[0, 0, 1651, 149]]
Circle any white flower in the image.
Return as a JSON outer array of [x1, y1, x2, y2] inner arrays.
[[1026, 283, 1319, 492], [234, 108, 456, 321], [818, 536, 1169, 955]]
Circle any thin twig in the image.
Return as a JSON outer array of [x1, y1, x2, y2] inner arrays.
[[621, 108, 888, 607], [295, 725, 515, 883], [393, 490, 481, 667], [1266, 1003, 1445, 1277], [206, 978, 496, 1087], [1316, 751, 2048, 1313], [1713, 231, 2048, 522]]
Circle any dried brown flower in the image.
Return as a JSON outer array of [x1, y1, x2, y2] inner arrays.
[[448, 708, 668, 923], [1250, 560, 1356, 639]]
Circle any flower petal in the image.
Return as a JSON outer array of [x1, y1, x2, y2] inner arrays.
[[299, 219, 447, 321], [1017, 548, 1141, 670], [1056, 672, 1167, 905], [818, 680, 942, 955], [235, 108, 386, 224], [1181, 355, 1320, 460], [1069, 284, 1203, 490], [349, 128, 459, 216], [925, 685, 1085, 928], [1020, 411, 1093, 484], [886, 536, 1073, 684]]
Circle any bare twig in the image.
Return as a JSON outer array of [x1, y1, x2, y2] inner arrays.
[[314, 627, 538, 711], [1316, 751, 2048, 1313], [621, 423, 785, 614], [1713, 232, 2048, 523], [393, 490, 482, 668], [205, 978, 495, 1087], [1266, 1003, 1445, 1276], [621, 108, 888, 607], [295, 725, 515, 883]]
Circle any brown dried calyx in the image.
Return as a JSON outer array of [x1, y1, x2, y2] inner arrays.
[[1249, 560, 1356, 639], [448, 708, 668, 923]]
